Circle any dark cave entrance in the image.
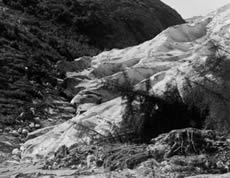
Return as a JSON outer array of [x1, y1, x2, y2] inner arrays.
[[139, 100, 208, 142], [122, 91, 209, 143]]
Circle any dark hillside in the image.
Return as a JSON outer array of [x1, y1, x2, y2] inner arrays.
[[3, 0, 185, 49]]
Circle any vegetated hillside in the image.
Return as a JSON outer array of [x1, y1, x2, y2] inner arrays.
[[0, 0, 185, 128], [3, 0, 185, 49]]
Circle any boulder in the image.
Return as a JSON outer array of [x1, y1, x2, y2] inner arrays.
[[22, 98, 124, 158]]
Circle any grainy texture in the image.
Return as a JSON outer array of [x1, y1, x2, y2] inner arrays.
[[0, 0, 184, 129]]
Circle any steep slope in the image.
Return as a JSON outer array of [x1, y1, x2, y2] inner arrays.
[[3, 0, 185, 49], [0, 0, 185, 130], [22, 3, 230, 159]]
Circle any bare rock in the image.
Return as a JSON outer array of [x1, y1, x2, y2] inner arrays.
[[12, 148, 21, 156], [29, 123, 35, 129]]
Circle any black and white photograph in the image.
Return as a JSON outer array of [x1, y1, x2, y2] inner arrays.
[[0, 0, 230, 177]]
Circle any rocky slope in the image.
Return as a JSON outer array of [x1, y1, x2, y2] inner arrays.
[[2, 128, 230, 177], [23, 2, 230, 155], [8, 3, 230, 177], [0, 0, 184, 131], [0, 0, 186, 176], [3, 1, 230, 178]]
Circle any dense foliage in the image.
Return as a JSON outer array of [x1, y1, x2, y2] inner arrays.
[[0, 1, 99, 127]]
